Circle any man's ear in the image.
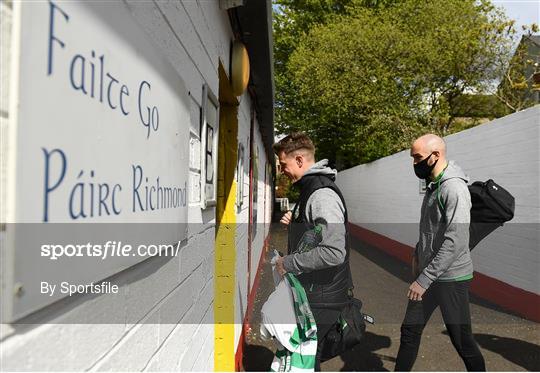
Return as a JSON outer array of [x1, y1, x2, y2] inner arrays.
[[431, 150, 441, 163], [295, 154, 303, 167]]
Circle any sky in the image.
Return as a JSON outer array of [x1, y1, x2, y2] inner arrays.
[[494, 0, 539, 27], [273, 1, 539, 34], [493, 0, 540, 40]]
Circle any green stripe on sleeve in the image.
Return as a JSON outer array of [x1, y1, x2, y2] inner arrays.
[[437, 273, 473, 282]]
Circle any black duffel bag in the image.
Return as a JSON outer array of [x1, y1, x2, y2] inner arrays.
[[468, 179, 515, 249], [319, 297, 373, 362], [438, 179, 515, 250]]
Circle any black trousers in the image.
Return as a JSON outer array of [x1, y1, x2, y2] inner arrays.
[[312, 307, 342, 372], [395, 280, 486, 371]]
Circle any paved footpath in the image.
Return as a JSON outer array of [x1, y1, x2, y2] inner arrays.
[[243, 224, 539, 371]]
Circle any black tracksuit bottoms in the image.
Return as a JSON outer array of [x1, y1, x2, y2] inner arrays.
[[395, 280, 486, 371]]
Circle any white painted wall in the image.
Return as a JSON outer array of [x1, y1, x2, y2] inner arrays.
[[0, 0, 273, 370], [0, 1, 10, 225], [337, 106, 540, 295], [0, 3, 12, 342]]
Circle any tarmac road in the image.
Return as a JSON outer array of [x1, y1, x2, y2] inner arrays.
[[243, 224, 539, 371]]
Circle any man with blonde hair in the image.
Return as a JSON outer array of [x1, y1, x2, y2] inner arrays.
[[395, 134, 485, 371], [273, 132, 352, 371]]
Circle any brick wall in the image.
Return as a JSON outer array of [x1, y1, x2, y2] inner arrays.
[[0, 1, 272, 370]]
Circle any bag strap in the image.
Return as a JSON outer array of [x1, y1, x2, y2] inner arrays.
[[436, 177, 445, 213], [434, 166, 448, 216]]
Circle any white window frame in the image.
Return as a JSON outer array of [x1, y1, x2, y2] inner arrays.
[[200, 84, 219, 209], [236, 143, 245, 208]]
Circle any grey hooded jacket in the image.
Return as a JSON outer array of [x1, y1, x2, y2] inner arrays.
[[282, 159, 347, 274], [415, 160, 474, 289]]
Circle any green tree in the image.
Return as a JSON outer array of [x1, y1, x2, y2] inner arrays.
[[451, 94, 509, 118], [275, 173, 299, 202], [274, 0, 515, 169], [494, 26, 540, 112], [273, 0, 397, 168]]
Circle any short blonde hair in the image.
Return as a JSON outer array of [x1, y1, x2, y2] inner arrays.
[[272, 132, 315, 157]]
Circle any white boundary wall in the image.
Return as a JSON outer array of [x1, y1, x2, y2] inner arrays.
[[337, 106, 539, 295]]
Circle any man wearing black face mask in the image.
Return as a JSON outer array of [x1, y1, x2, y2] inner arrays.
[[395, 134, 485, 371]]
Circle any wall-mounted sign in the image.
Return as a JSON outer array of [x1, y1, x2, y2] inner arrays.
[[189, 133, 202, 204], [3, 1, 190, 321]]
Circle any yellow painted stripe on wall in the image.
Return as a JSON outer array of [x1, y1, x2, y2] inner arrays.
[[214, 104, 238, 372]]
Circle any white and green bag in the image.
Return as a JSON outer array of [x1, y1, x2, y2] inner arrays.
[[261, 254, 317, 372]]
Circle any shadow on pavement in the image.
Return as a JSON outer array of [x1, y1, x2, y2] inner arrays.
[[242, 331, 393, 372], [337, 331, 393, 371], [473, 333, 540, 371], [350, 237, 531, 319], [350, 237, 411, 283]]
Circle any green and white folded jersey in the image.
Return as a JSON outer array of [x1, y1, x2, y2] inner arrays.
[[261, 272, 317, 372]]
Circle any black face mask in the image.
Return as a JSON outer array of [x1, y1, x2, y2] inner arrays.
[[414, 153, 438, 180]]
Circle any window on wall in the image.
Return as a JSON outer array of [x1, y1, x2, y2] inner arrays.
[[236, 143, 245, 209], [251, 144, 259, 238], [200, 84, 219, 208], [243, 137, 250, 201], [205, 125, 214, 183], [189, 98, 202, 205]]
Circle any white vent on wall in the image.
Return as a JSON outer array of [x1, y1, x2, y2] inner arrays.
[[419, 179, 427, 194], [219, 0, 245, 10]]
